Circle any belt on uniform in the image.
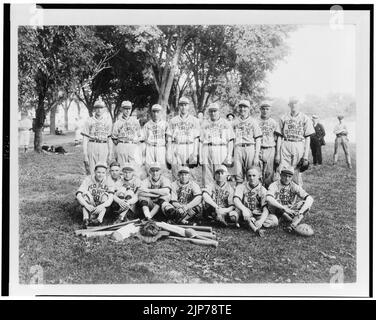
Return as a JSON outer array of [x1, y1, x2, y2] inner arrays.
[[147, 142, 166, 147], [205, 143, 226, 146], [173, 141, 194, 145], [118, 140, 137, 144], [261, 146, 275, 149], [89, 139, 108, 143], [283, 138, 304, 142], [336, 134, 347, 138], [236, 143, 254, 147]]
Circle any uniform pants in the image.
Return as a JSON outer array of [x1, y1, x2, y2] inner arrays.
[[280, 140, 305, 186], [239, 208, 279, 228], [259, 146, 276, 188], [116, 142, 142, 174], [87, 141, 109, 175], [171, 143, 195, 180], [234, 145, 256, 183], [333, 136, 351, 167], [145, 145, 166, 170], [310, 138, 322, 165], [201, 145, 228, 187], [81, 191, 107, 222]]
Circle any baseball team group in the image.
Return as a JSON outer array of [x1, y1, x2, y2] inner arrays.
[[74, 96, 338, 236]]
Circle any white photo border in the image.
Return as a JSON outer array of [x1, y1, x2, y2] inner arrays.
[[8, 4, 371, 297]]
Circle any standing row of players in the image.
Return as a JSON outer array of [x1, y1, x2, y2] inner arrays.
[[82, 96, 315, 189], [76, 161, 313, 236]]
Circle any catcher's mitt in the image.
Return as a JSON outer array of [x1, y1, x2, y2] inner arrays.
[[139, 220, 160, 237], [297, 157, 309, 172], [293, 223, 314, 237]]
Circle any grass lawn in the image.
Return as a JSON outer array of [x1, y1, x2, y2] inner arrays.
[[18, 138, 356, 284]]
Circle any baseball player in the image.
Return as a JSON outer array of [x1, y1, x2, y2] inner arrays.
[[266, 165, 314, 231], [19, 111, 32, 153], [333, 115, 352, 169], [112, 100, 144, 174], [163, 166, 202, 224], [143, 104, 168, 172], [258, 102, 281, 188], [202, 165, 238, 227], [138, 162, 172, 220], [232, 100, 262, 185], [76, 162, 114, 228], [234, 167, 277, 236], [82, 101, 113, 175], [166, 97, 200, 180], [200, 103, 234, 187], [112, 163, 140, 222], [276, 97, 314, 186]]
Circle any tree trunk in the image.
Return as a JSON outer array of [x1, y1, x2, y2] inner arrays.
[[64, 105, 69, 131], [34, 98, 46, 152], [49, 105, 57, 135], [76, 100, 81, 116]]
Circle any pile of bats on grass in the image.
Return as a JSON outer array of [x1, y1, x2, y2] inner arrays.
[[75, 219, 218, 247]]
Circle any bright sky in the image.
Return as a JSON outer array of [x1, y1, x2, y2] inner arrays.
[[265, 25, 356, 100]]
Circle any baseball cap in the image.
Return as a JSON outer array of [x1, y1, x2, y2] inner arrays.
[[312, 115, 319, 119], [149, 162, 161, 171], [208, 103, 219, 111], [93, 101, 106, 109], [215, 165, 228, 174], [337, 115, 344, 120], [280, 165, 294, 176], [122, 163, 135, 171], [288, 96, 299, 105], [121, 100, 132, 109], [95, 162, 107, 170], [178, 97, 190, 105], [238, 100, 251, 108], [151, 104, 162, 111], [178, 166, 190, 174], [259, 101, 272, 108]]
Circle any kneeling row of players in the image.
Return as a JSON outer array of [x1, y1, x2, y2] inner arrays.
[[76, 161, 314, 236]]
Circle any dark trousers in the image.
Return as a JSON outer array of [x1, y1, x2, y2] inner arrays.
[[310, 139, 322, 165]]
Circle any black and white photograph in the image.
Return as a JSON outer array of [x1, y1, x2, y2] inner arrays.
[[6, 3, 371, 297]]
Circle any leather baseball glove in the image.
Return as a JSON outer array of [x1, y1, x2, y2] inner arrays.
[[297, 158, 310, 172]]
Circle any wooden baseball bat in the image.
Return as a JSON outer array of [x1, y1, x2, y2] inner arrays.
[[83, 231, 114, 238], [184, 228, 212, 241], [195, 231, 216, 239], [80, 132, 96, 140], [75, 219, 140, 236], [155, 222, 186, 237], [174, 225, 213, 233], [168, 236, 218, 248]]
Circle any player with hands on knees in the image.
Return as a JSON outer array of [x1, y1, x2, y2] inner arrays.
[[202, 165, 238, 227], [233, 167, 277, 236], [163, 166, 203, 225], [76, 163, 114, 228], [266, 165, 314, 232], [138, 162, 172, 221]]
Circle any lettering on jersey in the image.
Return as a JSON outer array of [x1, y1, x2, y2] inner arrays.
[[119, 122, 139, 140], [283, 119, 304, 140], [276, 187, 295, 206], [122, 179, 139, 193], [90, 121, 109, 141], [88, 182, 110, 205], [213, 187, 230, 207], [172, 120, 196, 142], [204, 122, 227, 141], [148, 123, 166, 142], [177, 184, 194, 204], [244, 190, 261, 211]]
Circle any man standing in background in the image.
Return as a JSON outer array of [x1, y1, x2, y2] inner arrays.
[[310, 115, 326, 166], [19, 111, 32, 153], [333, 115, 352, 169]]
